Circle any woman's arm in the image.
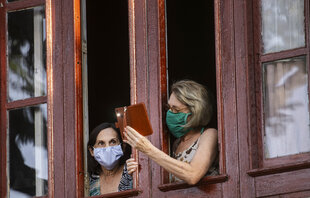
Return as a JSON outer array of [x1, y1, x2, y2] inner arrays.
[[124, 126, 218, 185]]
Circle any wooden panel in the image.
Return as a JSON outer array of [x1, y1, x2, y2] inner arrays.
[[158, 175, 228, 192], [0, 0, 7, 197], [46, 0, 65, 197], [255, 168, 310, 197], [157, 0, 170, 187], [155, 183, 223, 198], [219, 0, 239, 197], [266, 190, 310, 198], [234, 0, 256, 197], [261, 48, 308, 63], [6, 96, 47, 110], [62, 0, 82, 196], [86, 189, 141, 198], [7, 0, 44, 11], [248, 160, 310, 177], [128, 0, 151, 197]]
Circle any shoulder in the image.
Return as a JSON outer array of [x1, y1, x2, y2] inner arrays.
[[202, 128, 217, 136], [89, 175, 100, 196], [199, 128, 218, 144]]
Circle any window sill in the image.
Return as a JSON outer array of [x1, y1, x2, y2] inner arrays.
[[247, 161, 310, 177], [157, 174, 228, 192], [87, 188, 142, 198]]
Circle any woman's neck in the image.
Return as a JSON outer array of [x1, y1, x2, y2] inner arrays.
[[101, 165, 121, 177], [181, 129, 200, 142]]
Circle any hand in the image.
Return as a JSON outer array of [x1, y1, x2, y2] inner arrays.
[[124, 126, 153, 154], [126, 157, 138, 175]]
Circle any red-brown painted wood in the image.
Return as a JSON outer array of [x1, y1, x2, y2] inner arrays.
[[156, 182, 223, 198], [128, 0, 152, 197], [6, 96, 47, 109], [7, 0, 44, 11], [305, 0, 310, 133], [214, 0, 226, 176], [73, 0, 84, 197], [252, 0, 265, 170], [85, 188, 141, 198], [3, 0, 310, 197], [234, 0, 256, 197], [0, 0, 7, 197], [248, 160, 310, 177], [61, 0, 82, 196], [255, 168, 310, 197], [252, 0, 310, 170], [261, 48, 308, 63], [45, 0, 56, 197], [157, 0, 170, 186], [158, 174, 228, 192], [219, 0, 240, 197], [267, 190, 310, 198]]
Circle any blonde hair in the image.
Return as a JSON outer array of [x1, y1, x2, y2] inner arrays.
[[171, 80, 214, 129]]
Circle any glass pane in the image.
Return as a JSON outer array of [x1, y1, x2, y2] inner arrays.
[[7, 6, 46, 101], [263, 56, 310, 158], [261, 0, 305, 54], [8, 104, 48, 197]]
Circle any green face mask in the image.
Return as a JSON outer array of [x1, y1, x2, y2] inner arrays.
[[166, 110, 191, 138]]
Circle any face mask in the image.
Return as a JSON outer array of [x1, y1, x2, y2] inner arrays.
[[93, 144, 124, 170], [166, 110, 191, 138]]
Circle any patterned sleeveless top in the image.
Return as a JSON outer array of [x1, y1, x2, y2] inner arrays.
[[89, 164, 133, 196], [170, 135, 219, 183]]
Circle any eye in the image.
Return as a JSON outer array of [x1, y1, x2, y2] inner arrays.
[[109, 139, 117, 145], [97, 140, 105, 146]]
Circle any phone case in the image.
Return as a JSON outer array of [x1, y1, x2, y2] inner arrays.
[[115, 102, 153, 139]]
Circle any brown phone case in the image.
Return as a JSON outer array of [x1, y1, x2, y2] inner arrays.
[[115, 103, 153, 140]]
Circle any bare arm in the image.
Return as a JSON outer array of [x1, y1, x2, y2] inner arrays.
[[124, 126, 218, 185]]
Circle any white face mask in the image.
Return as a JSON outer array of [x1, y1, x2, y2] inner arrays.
[[93, 144, 124, 170]]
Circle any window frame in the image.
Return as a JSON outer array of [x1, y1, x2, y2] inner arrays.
[[156, 0, 228, 192], [249, 0, 310, 175], [0, 0, 48, 197]]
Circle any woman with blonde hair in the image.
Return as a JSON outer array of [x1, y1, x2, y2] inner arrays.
[[125, 80, 219, 185]]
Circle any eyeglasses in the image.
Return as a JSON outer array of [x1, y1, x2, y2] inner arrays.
[[164, 104, 188, 113]]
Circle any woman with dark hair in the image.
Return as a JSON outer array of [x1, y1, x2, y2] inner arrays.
[[87, 122, 137, 196]]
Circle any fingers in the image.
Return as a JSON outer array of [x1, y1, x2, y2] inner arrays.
[[126, 158, 138, 175], [123, 131, 136, 148], [124, 126, 153, 153], [124, 127, 141, 147], [126, 126, 144, 139]]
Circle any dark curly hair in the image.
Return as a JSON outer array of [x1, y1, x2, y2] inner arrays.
[[87, 122, 131, 177]]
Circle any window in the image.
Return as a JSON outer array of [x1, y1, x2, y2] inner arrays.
[[0, 1, 48, 197], [82, 1, 140, 197], [157, 0, 227, 191], [254, 0, 310, 168]]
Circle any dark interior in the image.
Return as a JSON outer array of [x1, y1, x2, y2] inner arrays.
[[86, 0, 216, 132], [86, 1, 130, 132], [166, 0, 217, 128]]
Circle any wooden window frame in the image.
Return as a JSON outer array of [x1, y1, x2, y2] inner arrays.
[[78, 0, 143, 197], [248, 0, 310, 177], [0, 0, 48, 197], [156, 0, 228, 192]]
